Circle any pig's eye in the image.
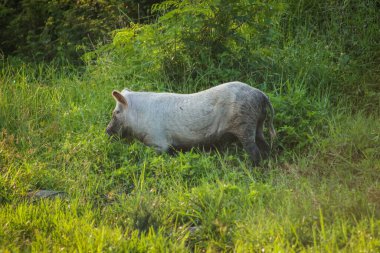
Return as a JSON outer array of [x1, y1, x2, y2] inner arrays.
[[115, 110, 120, 114]]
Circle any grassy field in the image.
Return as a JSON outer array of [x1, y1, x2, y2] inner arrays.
[[1, 0, 380, 251], [0, 60, 379, 252]]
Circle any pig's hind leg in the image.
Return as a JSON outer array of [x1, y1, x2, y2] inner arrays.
[[241, 137, 261, 166], [231, 125, 262, 166], [255, 117, 270, 159]]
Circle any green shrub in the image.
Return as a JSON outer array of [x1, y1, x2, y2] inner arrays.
[[0, 0, 162, 63], [270, 81, 330, 154], [86, 0, 285, 87]]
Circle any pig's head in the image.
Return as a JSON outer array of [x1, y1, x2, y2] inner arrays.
[[106, 90, 131, 139]]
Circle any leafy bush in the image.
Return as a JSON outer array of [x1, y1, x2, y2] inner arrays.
[[270, 82, 329, 154], [124, 0, 163, 23], [86, 0, 284, 87], [0, 0, 163, 63]]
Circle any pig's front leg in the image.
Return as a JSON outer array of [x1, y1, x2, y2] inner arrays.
[[143, 135, 170, 154], [153, 144, 169, 154]]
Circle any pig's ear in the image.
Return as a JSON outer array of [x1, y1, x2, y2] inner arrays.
[[112, 91, 128, 107]]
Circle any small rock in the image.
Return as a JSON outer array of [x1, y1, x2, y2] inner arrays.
[[27, 190, 67, 199]]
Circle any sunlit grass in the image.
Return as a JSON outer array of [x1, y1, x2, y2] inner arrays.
[[0, 62, 379, 251]]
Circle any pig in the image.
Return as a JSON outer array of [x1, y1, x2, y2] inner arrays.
[[106, 81, 276, 165]]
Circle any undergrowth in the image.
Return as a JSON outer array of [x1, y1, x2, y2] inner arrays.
[[1, 59, 379, 252]]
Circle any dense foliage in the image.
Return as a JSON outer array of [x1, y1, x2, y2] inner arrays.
[[0, 0, 379, 251], [0, 0, 162, 63]]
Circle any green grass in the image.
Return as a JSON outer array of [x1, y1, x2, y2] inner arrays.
[[0, 61, 379, 252], [1, 0, 379, 251]]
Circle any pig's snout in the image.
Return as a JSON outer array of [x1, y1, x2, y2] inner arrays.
[[106, 125, 114, 136]]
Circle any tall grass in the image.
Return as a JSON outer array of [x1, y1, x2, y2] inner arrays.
[[1, 60, 379, 251], [1, 0, 380, 251]]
